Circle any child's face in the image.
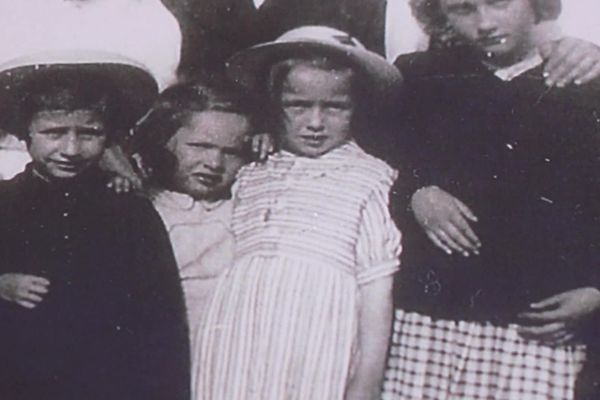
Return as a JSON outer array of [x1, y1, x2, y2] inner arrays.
[[166, 110, 250, 201], [441, 0, 536, 65], [279, 64, 354, 158], [28, 109, 108, 179]]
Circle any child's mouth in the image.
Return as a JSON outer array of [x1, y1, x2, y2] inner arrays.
[[478, 35, 508, 47], [193, 172, 222, 187], [301, 135, 327, 147]]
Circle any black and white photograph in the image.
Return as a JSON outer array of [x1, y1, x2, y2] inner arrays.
[[0, 0, 599, 399]]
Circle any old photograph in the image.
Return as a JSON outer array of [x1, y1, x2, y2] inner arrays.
[[0, 0, 599, 399]]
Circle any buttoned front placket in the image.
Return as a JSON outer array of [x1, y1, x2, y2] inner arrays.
[[59, 188, 76, 270]]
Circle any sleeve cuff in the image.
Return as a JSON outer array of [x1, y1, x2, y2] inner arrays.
[[357, 258, 400, 286]]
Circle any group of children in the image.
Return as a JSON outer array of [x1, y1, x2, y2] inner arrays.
[[0, 0, 598, 399], [185, 1, 600, 399]]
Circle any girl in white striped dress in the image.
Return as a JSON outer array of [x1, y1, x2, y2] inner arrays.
[[194, 26, 403, 400]]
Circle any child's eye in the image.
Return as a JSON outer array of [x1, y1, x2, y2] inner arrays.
[[282, 101, 310, 112], [446, 2, 476, 15], [223, 148, 244, 158], [488, 0, 510, 6], [325, 102, 352, 112]]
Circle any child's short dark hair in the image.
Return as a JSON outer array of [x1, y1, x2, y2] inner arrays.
[[133, 77, 257, 187], [16, 71, 118, 141], [410, 0, 562, 46]]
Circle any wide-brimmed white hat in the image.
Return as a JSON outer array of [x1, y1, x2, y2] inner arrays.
[[0, 50, 158, 136], [226, 25, 402, 98]]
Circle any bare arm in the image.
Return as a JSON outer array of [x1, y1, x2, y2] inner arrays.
[[346, 275, 394, 400]]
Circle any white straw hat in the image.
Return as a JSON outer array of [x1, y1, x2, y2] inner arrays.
[[0, 50, 158, 136], [226, 25, 402, 99]]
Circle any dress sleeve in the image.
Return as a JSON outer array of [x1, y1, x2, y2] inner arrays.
[[355, 176, 402, 286]]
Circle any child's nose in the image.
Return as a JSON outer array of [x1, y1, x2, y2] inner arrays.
[[60, 131, 82, 157], [307, 107, 325, 132], [203, 148, 225, 171], [476, 7, 498, 35]]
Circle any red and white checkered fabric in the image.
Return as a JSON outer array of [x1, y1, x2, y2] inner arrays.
[[383, 309, 586, 400]]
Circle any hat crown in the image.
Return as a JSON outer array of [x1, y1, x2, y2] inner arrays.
[[276, 26, 366, 51]]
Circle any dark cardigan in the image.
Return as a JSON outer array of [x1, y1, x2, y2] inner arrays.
[[387, 48, 600, 324], [0, 166, 190, 400]]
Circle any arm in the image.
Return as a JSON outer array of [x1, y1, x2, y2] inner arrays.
[[123, 200, 190, 400], [346, 275, 394, 400], [349, 175, 401, 399]]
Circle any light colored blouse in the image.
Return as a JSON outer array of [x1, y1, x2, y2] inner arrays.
[[153, 190, 233, 333]]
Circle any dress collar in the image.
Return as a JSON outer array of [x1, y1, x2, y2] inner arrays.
[[153, 190, 226, 212], [275, 140, 361, 162], [486, 50, 544, 82]]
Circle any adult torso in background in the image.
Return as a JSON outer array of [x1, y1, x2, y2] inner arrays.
[[164, 0, 386, 78]]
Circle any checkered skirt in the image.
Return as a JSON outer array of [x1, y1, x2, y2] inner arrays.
[[383, 309, 586, 400]]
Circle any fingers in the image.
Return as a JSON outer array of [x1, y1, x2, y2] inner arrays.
[[434, 229, 466, 255], [543, 38, 600, 87], [529, 293, 564, 310], [426, 230, 453, 255], [454, 198, 478, 222], [518, 322, 576, 346], [543, 40, 577, 86], [558, 55, 599, 87], [518, 321, 565, 337], [20, 276, 50, 304], [21, 291, 44, 303], [443, 223, 476, 256], [17, 300, 38, 309], [28, 283, 49, 295], [553, 332, 576, 346], [574, 61, 600, 86], [251, 134, 275, 162], [107, 177, 134, 194], [547, 52, 584, 88], [518, 309, 563, 324], [28, 276, 50, 287]]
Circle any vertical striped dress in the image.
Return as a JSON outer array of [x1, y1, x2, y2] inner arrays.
[[193, 141, 401, 400]]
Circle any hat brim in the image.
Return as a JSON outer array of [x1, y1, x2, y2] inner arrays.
[[0, 51, 158, 136], [226, 40, 402, 99]]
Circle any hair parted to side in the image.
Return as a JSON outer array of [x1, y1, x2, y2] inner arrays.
[[410, 0, 562, 47], [133, 77, 258, 188]]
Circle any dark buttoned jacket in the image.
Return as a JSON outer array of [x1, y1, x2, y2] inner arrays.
[[388, 48, 600, 324], [0, 166, 190, 400]]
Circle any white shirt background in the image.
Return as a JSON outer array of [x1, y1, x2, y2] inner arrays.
[[0, 0, 181, 89]]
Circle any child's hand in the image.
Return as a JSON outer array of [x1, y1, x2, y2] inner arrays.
[[541, 37, 600, 87], [517, 287, 600, 345], [0, 273, 50, 309], [411, 186, 481, 256], [100, 145, 144, 192], [250, 133, 275, 162], [107, 175, 138, 194]]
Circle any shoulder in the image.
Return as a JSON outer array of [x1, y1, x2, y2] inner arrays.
[[395, 47, 483, 81], [337, 143, 398, 193], [102, 190, 162, 223]]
